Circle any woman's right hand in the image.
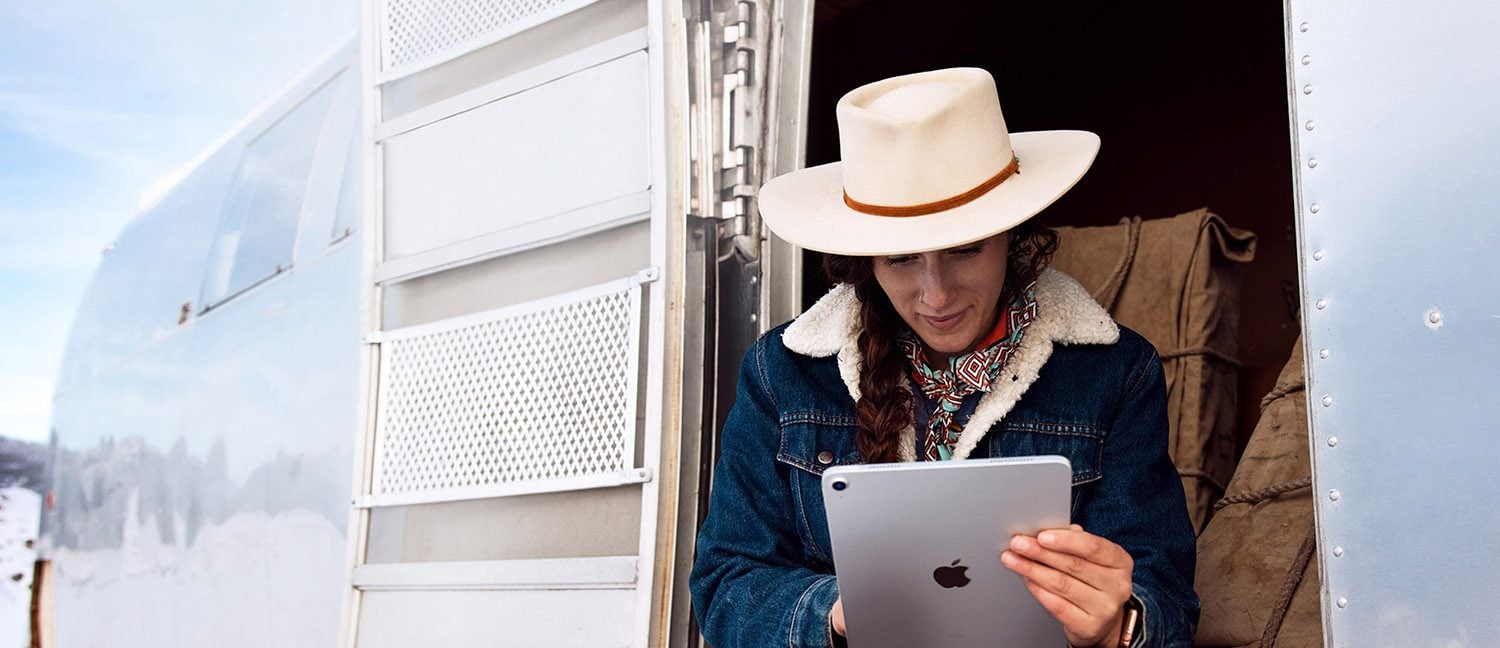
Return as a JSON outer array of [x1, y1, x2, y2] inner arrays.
[[831, 596, 847, 636]]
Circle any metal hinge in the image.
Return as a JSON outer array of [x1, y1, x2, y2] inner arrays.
[[720, 0, 759, 221]]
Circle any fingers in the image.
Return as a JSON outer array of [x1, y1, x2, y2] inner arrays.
[[1020, 576, 1094, 629], [831, 596, 846, 636], [1036, 528, 1133, 571], [1002, 527, 1133, 646], [1000, 545, 1113, 613], [1004, 534, 1129, 598], [1024, 575, 1125, 648], [1001, 528, 1135, 619]]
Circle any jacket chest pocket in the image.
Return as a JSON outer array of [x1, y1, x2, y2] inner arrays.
[[774, 413, 861, 568], [988, 421, 1104, 514]]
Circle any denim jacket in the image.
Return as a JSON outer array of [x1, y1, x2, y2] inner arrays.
[[690, 269, 1199, 647]]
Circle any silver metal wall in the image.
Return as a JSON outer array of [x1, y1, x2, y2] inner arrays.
[[46, 46, 362, 647], [1286, 2, 1500, 645]]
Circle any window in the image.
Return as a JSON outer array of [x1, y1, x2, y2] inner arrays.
[[201, 77, 340, 309], [330, 127, 361, 244]]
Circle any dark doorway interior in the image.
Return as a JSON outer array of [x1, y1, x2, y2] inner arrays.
[[800, 0, 1299, 457]]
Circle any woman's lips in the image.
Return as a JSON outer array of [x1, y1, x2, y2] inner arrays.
[[921, 309, 967, 332]]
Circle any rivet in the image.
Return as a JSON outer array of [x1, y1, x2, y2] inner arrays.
[[1424, 307, 1445, 330], [816, 450, 834, 465], [749, 314, 758, 323], [1322, 395, 1333, 407], [1329, 489, 1341, 501], [1313, 250, 1324, 261], [1300, 22, 1310, 33], [1301, 55, 1312, 66], [1319, 348, 1330, 359], [1315, 299, 1328, 310], [1333, 545, 1344, 557], [1309, 203, 1321, 214], [1328, 436, 1339, 447], [1305, 120, 1316, 131], [1336, 597, 1348, 609], [1304, 84, 1314, 95], [1308, 158, 1319, 168]]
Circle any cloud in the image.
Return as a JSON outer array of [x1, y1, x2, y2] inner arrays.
[[0, 0, 357, 445], [0, 88, 175, 176], [0, 201, 128, 275], [0, 0, 358, 192], [0, 233, 110, 275]]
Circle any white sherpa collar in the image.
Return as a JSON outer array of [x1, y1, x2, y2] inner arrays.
[[781, 268, 1119, 461]]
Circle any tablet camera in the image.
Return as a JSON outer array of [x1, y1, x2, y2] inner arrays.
[[831, 478, 848, 491]]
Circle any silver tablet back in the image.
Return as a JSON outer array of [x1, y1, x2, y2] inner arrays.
[[822, 456, 1071, 647]]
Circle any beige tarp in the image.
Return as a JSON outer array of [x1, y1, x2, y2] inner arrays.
[[1050, 209, 1257, 532], [1195, 337, 1321, 647]]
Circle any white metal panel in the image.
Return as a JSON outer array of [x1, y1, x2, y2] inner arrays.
[[357, 588, 636, 647], [376, 28, 646, 142], [380, 0, 647, 120], [363, 486, 643, 562], [383, 219, 651, 328], [366, 272, 653, 507], [1286, 2, 1500, 645], [351, 556, 637, 589], [380, 0, 601, 79], [378, 191, 649, 284], [381, 49, 651, 267]]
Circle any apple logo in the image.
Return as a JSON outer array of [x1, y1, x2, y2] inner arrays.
[[933, 559, 971, 588]]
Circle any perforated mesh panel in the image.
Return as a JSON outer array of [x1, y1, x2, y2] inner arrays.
[[371, 278, 643, 504], [383, 0, 577, 71]]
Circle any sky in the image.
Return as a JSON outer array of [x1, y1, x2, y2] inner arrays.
[[0, 0, 358, 442]]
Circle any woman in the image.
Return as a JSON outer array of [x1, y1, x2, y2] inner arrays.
[[689, 68, 1197, 647]]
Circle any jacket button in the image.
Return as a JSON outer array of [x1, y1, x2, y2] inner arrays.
[[816, 451, 834, 465]]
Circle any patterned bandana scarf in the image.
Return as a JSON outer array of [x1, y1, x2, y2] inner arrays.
[[899, 279, 1039, 461]]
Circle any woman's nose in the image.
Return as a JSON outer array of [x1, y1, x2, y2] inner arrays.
[[919, 267, 953, 310]]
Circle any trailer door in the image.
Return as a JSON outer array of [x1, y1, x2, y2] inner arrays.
[[343, 0, 688, 644], [1285, 1, 1500, 645]]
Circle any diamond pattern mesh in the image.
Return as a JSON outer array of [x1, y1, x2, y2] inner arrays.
[[374, 282, 640, 500], [383, 0, 575, 71]]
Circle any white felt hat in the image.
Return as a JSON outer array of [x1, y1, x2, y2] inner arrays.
[[758, 67, 1099, 256]]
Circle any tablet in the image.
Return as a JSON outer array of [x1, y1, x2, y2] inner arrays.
[[822, 455, 1071, 647]]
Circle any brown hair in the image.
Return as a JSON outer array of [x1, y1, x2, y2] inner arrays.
[[821, 223, 1059, 463]]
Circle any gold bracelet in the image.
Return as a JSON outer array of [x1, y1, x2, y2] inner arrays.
[[1117, 600, 1142, 648]]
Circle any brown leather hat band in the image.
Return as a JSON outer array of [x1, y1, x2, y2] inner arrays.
[[841, 156, 1020, 217]]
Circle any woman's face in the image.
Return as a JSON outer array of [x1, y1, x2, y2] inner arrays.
[[873, 233, 1009, 361]]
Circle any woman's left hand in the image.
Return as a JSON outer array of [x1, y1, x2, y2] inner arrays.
[[1000, 523, 1134, 648]]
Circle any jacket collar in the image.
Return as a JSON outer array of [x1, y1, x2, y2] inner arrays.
[[781, 268, 1119, 461]]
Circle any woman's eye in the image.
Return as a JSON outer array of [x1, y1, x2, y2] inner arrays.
[[883, 255, 916, 266], [949, 246, 982, 257]]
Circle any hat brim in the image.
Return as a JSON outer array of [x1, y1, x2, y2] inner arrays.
[[757, 130, 1100, 256]]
